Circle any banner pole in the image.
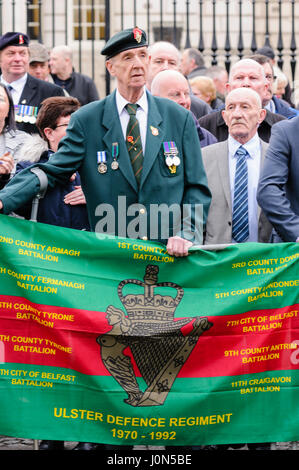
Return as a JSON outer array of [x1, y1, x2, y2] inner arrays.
[[193, 243, 233, 251]]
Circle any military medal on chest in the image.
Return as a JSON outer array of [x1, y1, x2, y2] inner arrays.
[[163, 141, 180, 174], [111, 142, 119, 170], [14, 104, 38, 124], [97, 151, 107, 173]]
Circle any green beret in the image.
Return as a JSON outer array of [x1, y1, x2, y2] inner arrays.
[[101, 27, 147, 59]]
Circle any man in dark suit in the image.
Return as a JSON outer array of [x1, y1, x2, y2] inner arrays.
[[199, 58, 285, 143], [0, 27, 211, 256], [257, 116, 299, 243], [0, 32, 65, 134]]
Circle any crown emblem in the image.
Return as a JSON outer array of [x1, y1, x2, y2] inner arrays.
[[117, 264, 189, 336], [97, 264, 213, 407]]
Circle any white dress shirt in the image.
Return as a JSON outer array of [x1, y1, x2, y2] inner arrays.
[[115, 88, 148, 153], [228, 133, 262, 243], [1, 73, 28, 105]]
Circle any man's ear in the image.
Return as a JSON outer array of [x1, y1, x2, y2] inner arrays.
[[221, 109, 228, 125], [105, 59, 115, 76], [258, 108, 267, 124]]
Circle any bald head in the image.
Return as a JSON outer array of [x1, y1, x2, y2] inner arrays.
[[226, 87, 262, 108], [222, 87, 266, 144], [151, 69, 191, 110], [226, 58, 268, 103], [147, 41, 180, 89], [49, 45, 73, 79]]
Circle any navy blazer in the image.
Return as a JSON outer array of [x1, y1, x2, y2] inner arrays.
[[257, 116, 299, 241], [272, 95, 298, 119]]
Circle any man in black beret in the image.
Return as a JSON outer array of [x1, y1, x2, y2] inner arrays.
[[0, 31, 65, 134]]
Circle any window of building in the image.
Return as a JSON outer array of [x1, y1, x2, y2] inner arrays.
[[27, 0, 41, 40], [73, 0, 105, 40]]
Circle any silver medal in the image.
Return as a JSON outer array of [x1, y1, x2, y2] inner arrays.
[[98, 162, 107, 174], [166, 156, 173, 167], [172, 156, 180, 166], [111, 160, 119, 170]]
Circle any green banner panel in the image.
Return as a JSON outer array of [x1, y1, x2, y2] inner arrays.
[[0, 215, 298, 446]]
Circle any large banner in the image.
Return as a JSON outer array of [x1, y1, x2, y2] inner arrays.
[[0, 214, 298, 446]]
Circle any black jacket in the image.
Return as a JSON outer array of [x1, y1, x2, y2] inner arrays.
[[16, 150, 90, 230], [51, 71, 99, 106]]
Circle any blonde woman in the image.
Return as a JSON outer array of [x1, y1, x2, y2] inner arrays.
[[190, 75, 223, 110]]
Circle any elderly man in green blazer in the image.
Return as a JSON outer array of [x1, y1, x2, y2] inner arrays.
[[0, 28, 210, 256]]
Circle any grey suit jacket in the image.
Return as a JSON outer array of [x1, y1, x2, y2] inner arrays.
[[202, 138, 272, 245]]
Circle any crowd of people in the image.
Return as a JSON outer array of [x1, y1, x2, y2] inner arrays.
[[0, 27, 298, 451]]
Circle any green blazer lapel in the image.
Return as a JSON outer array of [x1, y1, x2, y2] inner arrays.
[[140, 92, 163, 187], [102, 91, 138, 193]]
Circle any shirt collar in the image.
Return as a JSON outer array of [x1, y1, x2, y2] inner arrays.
[[116, 87, 148, 115], [265, 99, 275, 113], [228, 132, 260, 159], [1, 73, 27, 92]]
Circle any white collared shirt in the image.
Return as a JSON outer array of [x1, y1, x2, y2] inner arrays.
[[228, 133, 261, 243], [265, 99, 275, 114], [1, 73, 28, 105], [116, 88, 148, 153]]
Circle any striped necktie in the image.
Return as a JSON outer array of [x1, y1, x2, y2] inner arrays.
[[125, 103, 143, 185], [232, 146, 249, 243]]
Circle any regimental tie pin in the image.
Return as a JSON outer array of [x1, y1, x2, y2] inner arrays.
[[127, 135, 137, 151], [150, 126, 159, 136]]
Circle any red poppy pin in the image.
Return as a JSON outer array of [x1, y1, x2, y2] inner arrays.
[[127, 136, 134, 143], [133, 27, 142, 44]]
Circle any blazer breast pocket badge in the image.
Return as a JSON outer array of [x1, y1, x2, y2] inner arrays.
[[163, 141, 180, 174]]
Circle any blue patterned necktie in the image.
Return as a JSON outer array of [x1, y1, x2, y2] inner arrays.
[[232, 146, 249, 243]]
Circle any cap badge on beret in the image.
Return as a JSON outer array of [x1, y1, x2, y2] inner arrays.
[[19, 35, 25, 45], [133, 27, 142, 44]]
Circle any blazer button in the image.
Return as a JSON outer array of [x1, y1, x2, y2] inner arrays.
[[228, 221, 232, 226], [140, 208, 145, 214], [142, 236, 148, 240]]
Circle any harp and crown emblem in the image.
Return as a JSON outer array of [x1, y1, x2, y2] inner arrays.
[[97, 265, 212, 407]]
